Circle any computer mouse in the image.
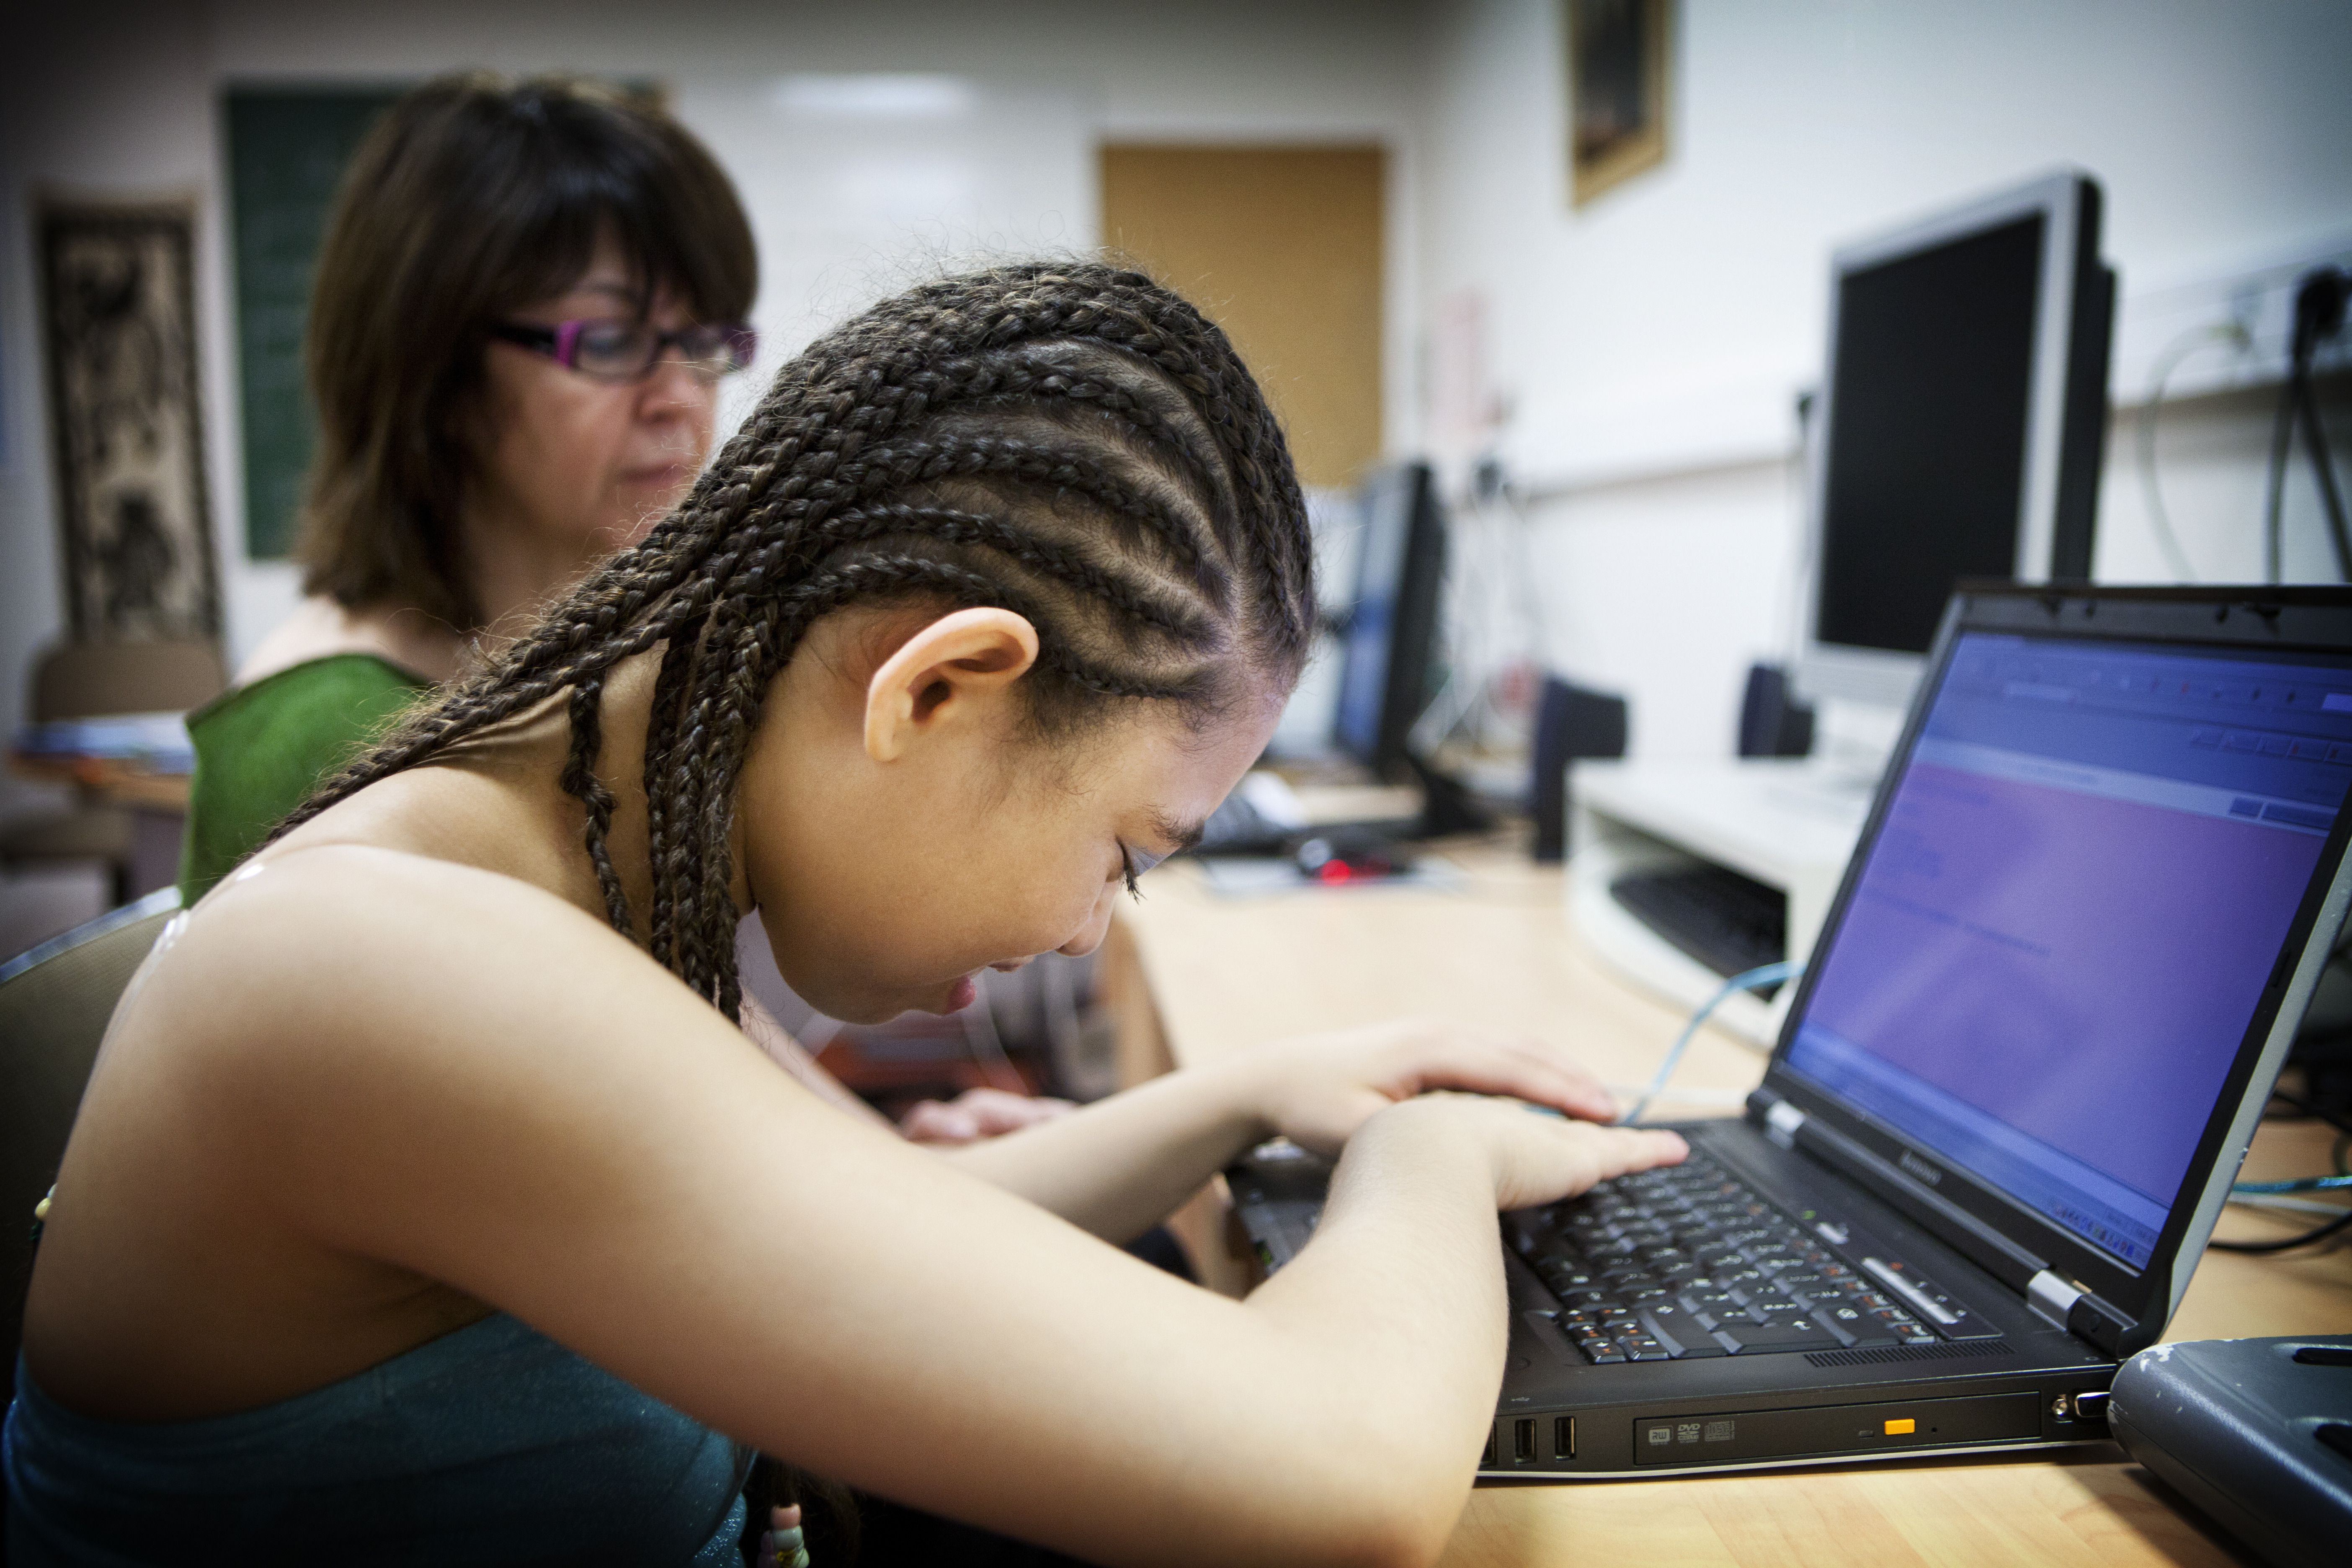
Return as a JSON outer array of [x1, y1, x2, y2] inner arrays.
[[1294, 828, 1413, 884]]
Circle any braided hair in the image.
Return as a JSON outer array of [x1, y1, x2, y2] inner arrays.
[[274, 261, 1315, 1022]]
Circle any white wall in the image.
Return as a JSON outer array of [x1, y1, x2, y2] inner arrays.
[[0, 0, 1430, 822], [13, 0, 2350, 812], [1418, 0, 2352, 762]]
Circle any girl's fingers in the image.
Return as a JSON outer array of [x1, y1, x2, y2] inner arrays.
[[761, 1503, 810, 1567], [962, 1089, 1075, 1135], [1402, 1039, 1618, 1121], [899, 1100, 983, 1144], [1590, 1124, 1690, 1178]]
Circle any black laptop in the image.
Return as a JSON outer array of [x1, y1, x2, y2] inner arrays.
[[1228, 583, 2352, 1478]]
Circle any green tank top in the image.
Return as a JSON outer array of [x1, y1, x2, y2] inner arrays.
[[177, 653, 432, 902]]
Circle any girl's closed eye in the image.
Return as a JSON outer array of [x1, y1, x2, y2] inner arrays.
[[1119, 844, 1169, 899]]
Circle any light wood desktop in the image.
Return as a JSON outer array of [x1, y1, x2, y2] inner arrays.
[[9, 752, 192, 814], [1102, 830, 2352, 1568]]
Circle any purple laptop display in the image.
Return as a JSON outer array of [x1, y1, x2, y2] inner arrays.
[[1786, 633, 2352, 1269]]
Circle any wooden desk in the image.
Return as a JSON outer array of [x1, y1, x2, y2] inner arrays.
[[1104, 839, 2352, 1568], [8, 753, 191, 814]]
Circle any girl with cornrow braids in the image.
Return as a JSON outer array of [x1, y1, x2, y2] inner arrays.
[[9, 263, 1683, 1568]]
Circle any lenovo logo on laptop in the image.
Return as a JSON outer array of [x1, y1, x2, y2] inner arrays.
[[1899, 1150, 1944, 1187]]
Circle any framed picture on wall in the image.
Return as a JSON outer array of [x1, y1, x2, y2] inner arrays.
[[1566, 0, 1674, 208], [38, 199, 221, 642]]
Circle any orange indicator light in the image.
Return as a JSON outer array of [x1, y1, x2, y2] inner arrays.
[[1883, 1418, 1915, 1435]]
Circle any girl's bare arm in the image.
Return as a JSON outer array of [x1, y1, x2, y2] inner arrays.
[[81, 850, 1682, 1568]]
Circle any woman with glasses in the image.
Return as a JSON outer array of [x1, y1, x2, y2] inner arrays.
[[177, 73, 760, 903]]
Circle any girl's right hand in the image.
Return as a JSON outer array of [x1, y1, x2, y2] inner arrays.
[[1371, 1091, 1689, 1211], [760, 1504, 809, 1568]]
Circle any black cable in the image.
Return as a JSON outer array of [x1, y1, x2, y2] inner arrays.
[[2266, 379, 2295, 582], [2266, 1083, 2352, 1139], [2295, 366, 2350, 575], [2211, 1203, 2352, 1254], [2217, 1079, 2352, 1254], [2268, 267, 2351, 582]]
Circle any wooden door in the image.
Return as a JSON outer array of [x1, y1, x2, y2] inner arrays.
[[1099, 145, 1385, 490]]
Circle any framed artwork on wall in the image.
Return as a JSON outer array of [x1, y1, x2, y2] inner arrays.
[[38, 199, 221, 642], [1566, 0, 1674, 209]]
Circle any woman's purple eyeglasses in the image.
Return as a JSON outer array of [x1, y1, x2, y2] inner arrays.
[[491, 318, 758, 382]]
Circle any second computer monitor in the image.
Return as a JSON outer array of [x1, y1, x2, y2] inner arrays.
[[1802, 168, 2116, 712], [1333, 461, 1447, 781]]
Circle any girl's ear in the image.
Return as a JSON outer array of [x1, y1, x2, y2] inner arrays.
[[863, 608, 1041, 763]]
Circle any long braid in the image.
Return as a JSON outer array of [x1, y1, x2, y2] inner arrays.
[[642, 624, 700, 970], [560, 675, 631, 933]]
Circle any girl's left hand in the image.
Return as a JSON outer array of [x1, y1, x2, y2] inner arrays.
[[900, 1087, 1076, 1145], [1234, 1018, 1621, 1156]]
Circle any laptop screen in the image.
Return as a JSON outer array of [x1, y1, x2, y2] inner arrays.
[[1783, 631, 2352, 1270]]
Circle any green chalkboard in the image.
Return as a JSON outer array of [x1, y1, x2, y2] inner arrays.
[[224, 88, 407, 560]]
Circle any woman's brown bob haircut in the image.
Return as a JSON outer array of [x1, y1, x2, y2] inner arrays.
[[297, 72, 757, 631]]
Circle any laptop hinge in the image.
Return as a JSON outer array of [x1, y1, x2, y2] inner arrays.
[[2026, 1269, 2084, 1331], [1764, 1100, 1807, 1149]]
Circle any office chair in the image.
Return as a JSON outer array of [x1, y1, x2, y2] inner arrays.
[[0, 887, 180, 1410], [0, 638, 225, 904]]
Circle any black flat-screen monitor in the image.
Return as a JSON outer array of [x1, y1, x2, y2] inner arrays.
[[1333, 462, 1447, 781], [1802, 169, 2116, 711]]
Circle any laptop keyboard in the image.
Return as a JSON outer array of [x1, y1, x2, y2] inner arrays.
[[1509, 1150, 2000, 1363]]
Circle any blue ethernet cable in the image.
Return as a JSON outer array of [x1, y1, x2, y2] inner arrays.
[[1620, 960, 1803, 1127], [2233, 1174, 2352, 1194]]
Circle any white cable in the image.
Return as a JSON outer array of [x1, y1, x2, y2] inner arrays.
[[2137, 320, 2254, 583], [1622, 961, 1802, 1125]]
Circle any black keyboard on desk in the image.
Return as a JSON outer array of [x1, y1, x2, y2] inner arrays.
[[1608, 864, 1787, 990], [1507, 1150, 2001, 1363]]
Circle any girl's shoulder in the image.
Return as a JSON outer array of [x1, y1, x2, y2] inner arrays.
[[189, 840, 633, 984], [145, 842, 733, 1120]]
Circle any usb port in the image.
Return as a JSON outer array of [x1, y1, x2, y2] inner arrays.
[[1514, 1418, 1535, 1462], [1554, 1416, 1576, 1459]]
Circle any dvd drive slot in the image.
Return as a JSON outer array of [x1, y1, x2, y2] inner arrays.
[[1633, 1392, 2039, 1465]]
